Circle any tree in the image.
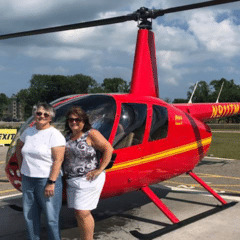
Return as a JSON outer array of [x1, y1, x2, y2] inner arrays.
[[209, 78, 240, 102], [187, 81, 210, 103], [101, 78, 130, 93], [172, 98, 188, 103], [20, 74, 98, 118], [15, 75, 130, 118], [68, 74, 97, 94], [183, 78, 240, 123], [164, 97, 171, 103], [0, 93, 9, 120]]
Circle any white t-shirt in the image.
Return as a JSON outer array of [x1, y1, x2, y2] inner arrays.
[[20, 125, 66, 178]]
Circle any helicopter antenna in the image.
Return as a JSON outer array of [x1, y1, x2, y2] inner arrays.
[[216, 82, 224, 103], [188, 82, 199, 104]]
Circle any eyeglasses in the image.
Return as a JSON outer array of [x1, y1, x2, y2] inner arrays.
[[68, 118, 82, 123], [36, 112, 50, 118]]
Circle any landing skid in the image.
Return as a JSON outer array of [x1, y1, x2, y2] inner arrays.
[[130, 171, 232, 240], [130, 202, 236, 240]]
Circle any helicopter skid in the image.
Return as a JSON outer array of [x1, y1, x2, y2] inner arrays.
[[134, 171, 230, 239], [130, 201, 236, 240], [141, 185, 180, 224], [187, 171, 227, 205]]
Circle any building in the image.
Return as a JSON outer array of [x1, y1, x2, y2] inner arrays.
[[4, 97, 24, 121]]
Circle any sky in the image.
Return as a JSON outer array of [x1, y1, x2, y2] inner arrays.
[[1, 0, 240, 101]]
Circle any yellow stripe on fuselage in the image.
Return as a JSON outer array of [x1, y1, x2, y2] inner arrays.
[[107, 137, 212, 172]]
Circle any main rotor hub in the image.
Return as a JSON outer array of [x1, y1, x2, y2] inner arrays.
[[134, 7, 154, 30]]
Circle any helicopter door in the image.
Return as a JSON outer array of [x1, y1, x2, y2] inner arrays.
[[113, 103, 147, 149]]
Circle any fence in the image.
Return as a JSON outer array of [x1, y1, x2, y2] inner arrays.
[[0, 121, 24, 128], [208, 124, 240, 130]]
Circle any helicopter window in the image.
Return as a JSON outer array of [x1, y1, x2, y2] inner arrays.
[[53, 95, 116, 140], [149, 105, 168, 141], [113, 103, 147, 149]]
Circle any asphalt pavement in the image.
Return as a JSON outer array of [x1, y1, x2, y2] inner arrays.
[[0, 146, 240, 239]]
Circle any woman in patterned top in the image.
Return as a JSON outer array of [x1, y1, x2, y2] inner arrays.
[[63, 106, 113, 240]]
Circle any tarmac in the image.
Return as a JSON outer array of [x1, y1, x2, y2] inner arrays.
[[0, 146, 240, 239]]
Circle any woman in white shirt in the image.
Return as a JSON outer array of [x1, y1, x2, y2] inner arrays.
[[16, 103, 66, 240]]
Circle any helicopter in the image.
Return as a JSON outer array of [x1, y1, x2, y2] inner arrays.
[[2, 0, 240, 236]]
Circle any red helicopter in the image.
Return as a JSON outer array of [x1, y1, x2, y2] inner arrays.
[[2, 0, 240, 234]]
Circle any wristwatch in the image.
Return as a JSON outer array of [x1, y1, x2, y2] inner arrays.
[[47, 179, 56, 184]]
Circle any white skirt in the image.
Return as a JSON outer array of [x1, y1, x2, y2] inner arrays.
[[66, 171, 106, 210]]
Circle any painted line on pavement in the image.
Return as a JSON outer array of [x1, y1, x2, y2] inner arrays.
[[0, 189, 19, 194], [166, 185, 240, 202], [196, 173, 240, 180], [204, 156, 237, 161], [212, 131, 240, 133], [0, 192, 22, 200], [176, 172, 240, 180], [165, 180, 240, 194], [0, 176, 7, 179]]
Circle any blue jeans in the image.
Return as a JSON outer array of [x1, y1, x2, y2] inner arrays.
[[22, 175, 62, 240]]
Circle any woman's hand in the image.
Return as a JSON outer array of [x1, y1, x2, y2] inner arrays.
[[86, 169, 102, 181], [88, 129, 114, 172], [44, 184, 55, 197]]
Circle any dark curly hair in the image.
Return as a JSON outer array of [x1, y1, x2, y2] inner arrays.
[[65, 106, 91, 134]]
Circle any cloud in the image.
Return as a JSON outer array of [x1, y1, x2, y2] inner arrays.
[[225, 66, 240, 74], [151, 6, 240, 88], [33, 65, 69, 74], [165, 77, 178, 86], [158, 51, 183, 70], [0, 1, 132, 34], [8, 0, 55, 17], [203, 66, 217, 73], [155, 25, 198, 51], [55, 19, 136, 53], [0, 65, 6, 71], [91, 65, 132, 82], [188, 10, 240, 57], [1, 0, 240, 99]]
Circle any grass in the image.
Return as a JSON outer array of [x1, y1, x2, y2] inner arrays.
[[207, 132, 240, 160]]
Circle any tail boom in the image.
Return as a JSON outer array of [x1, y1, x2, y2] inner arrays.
[[173, 102, 240, 122]]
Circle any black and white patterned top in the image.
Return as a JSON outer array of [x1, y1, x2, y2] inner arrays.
[[63, 130, 99, 179]]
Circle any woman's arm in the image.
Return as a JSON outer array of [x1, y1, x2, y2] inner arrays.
[[44, 146, 65, 197], [16, 140, 24, 170], [86, 129, 113, 181]]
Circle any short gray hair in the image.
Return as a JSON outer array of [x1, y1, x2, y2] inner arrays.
[[32, 102, 56, 118]]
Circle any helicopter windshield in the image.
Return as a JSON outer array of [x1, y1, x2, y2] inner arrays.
[[6, 95, 116, 164], [53, 94, 116, 139]]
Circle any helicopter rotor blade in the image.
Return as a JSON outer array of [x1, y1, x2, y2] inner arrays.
[[0, 0, 239, 40], [152, 0, 240, 18], [0, 14, 137, 40]]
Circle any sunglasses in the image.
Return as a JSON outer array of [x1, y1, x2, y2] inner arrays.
[[36, 112, 50, 118], [68, 118, 82, 123]]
